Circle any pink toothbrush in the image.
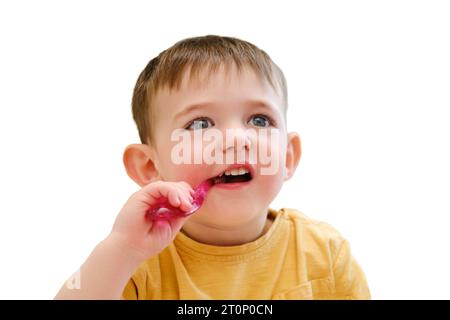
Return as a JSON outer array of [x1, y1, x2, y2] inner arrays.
[[146, 179, 214, 221]]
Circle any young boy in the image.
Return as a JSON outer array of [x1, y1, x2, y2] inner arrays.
[[55, 35, 370, 300]]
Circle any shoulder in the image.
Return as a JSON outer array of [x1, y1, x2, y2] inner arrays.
[[275, 208, 371, 299], [275, 207, 349, 272], [278, 207, 346, 251]]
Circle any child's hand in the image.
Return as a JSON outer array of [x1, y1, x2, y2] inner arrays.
[[108, 181, 195, 264]]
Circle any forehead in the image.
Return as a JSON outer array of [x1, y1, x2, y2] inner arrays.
[[152, 63, 283, 119]]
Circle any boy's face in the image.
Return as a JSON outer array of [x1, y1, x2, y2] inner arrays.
[[126, 64, 300, 229]]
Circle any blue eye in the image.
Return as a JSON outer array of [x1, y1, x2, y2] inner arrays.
[[249, 114, 272, 128], [185, 117, 214, 130]]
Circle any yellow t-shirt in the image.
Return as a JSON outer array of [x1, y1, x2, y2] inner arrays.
[[121, 208, 371, 300]]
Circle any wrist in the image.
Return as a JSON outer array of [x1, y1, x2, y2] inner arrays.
[[103, 233, 147, 269]]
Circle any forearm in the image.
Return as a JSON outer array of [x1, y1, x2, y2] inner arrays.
[[54, 235, 142, 300]]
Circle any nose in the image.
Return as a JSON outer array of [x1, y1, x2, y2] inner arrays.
[[223, 127, 251, 153]]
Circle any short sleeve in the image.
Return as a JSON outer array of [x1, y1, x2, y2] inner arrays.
[[332, 239, 371, 300], [121, 276, 138, 300]]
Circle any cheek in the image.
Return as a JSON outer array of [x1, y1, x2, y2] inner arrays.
[[255, 130, 287, 176], [257, 154, 285, 183], [254, 134, 286, 197], [173, 164, 211, 186], [158, 153, 208, 186], [254, 168, 284, 205], [155, 134, 212, 186]]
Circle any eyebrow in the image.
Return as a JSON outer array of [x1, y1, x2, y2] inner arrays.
[[173, 99, 279, 121]]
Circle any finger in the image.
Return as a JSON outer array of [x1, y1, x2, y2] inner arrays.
[[172, 186, 194, 212], [144, 182, 174, 202], [143, 182, 181, 207], [139, 182, 190, 210], [138, 181, 169, 204], [173, 184, 194, 203], [167, 187, 181, 207], [178, 181, 195, 196], [179, 197, 193, 212], [178, 181, 193, 190], [169, 216, 190, 234], [149, 219, 173, 243]]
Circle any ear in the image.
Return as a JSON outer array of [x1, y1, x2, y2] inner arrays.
[[123, 144, 160, 188], [284, 132, 301, 181]]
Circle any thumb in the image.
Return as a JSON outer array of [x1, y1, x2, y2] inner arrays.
[[148, 216, 189, 245]]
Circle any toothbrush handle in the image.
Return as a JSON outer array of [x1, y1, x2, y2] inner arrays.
[[146, 198, 192, 221], [146, 180, 211, 221]]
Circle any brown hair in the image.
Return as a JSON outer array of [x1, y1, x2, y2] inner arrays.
[[131, 35, 288, 145]]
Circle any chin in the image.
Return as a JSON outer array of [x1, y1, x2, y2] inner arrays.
[[191, 200, 266, 228]]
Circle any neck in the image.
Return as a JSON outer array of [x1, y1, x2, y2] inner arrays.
[[180, 209, 274, 246]]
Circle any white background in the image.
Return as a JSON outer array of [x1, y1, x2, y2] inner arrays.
[[0, 0, 449, 299]]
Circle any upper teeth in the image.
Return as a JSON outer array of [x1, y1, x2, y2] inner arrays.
[[222, 167, 249, 176]]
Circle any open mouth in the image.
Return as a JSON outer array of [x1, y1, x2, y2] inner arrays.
[[211, 166, 253, 185]]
